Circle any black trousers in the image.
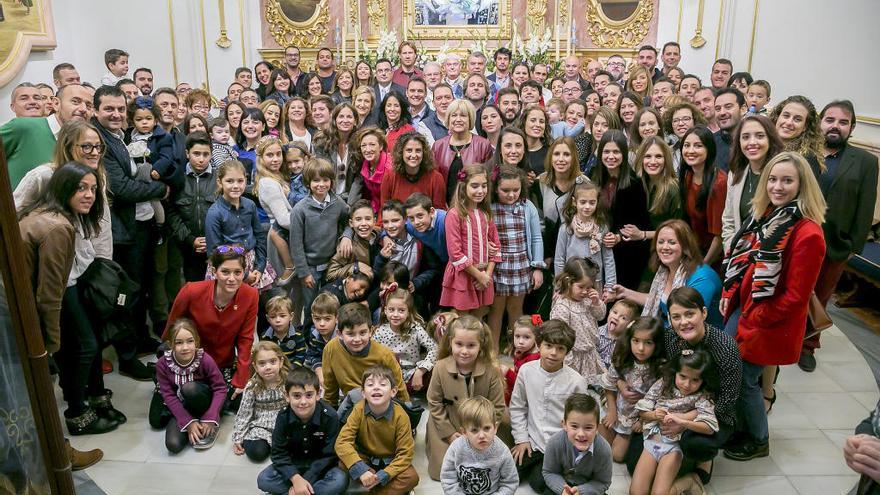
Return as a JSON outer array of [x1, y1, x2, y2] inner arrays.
[[56, 285, 104, 416], [516, 449, 546, 493], [243, 439, 271, 462], [113, 220, 154, 342], [179, 241, 208, 283], [623, 424, 734, 475]]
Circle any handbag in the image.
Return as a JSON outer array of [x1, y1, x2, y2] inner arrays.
[[805, 291, 832, 339]]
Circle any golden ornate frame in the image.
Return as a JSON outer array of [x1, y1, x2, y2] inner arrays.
[[0, 0, 56, 88], [585, 0, 653, 49], [264, 0, 329, 48], [403, 0, 511, 40]]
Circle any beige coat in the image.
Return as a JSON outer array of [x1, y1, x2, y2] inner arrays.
[[425, 357, 510, 480]]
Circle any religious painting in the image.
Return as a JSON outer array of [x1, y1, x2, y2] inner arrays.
[[263, 0, 329, 48], [405, 0, 510, 40], [0, 0, 56, 88], [277, 0, 321, 23]]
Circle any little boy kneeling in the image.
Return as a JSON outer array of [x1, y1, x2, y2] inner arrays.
[[441, 396, 519, 495], [257, 367, 349, 495], [335, 365, 419, 494], [542, 393, 612, 495]]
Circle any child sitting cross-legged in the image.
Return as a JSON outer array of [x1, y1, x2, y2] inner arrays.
[[440, 396, 519, 495], [541, 393, 613, 495], [256, 366, 349, 495], [334, 365, 420, 494], [510, 319, 590, 493]]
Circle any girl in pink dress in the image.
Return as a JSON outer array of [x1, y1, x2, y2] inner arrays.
[[440, 164, 501, 317]]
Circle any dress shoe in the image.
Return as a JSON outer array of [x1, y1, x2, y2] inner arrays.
[[798, 351, 817, 372], [66, 439, 103, 471], [66, 409, 118, 436], [723, 439, 769, 461], [89, 389, 127, 425], [119, 359, 154, 381]]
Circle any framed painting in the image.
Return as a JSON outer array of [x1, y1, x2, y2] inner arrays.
[[405, 0, 511, 40], [0, 0, 56, 88], [264, 0, 329, 48]]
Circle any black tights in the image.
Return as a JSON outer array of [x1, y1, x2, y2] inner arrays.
[[162, 381, 212, 453], [242, 439, 271, 462]]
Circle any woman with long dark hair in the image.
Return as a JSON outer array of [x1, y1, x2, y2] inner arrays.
[[679, 125, 727, 265], [313, 102, 359, 199], [254, 61, 275, 101]]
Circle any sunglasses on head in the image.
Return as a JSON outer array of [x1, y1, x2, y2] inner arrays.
[[216, 245, 245, 255]]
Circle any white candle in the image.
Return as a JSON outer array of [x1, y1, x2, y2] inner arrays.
[[555, 23, 560, 60]]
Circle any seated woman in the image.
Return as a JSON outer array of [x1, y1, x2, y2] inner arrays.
[[163, 247, 260, 412], [621, 286, 742, 489], [611, 219, 722, 328], [380, 131, 447, 209], [721, 152, 827, 461]]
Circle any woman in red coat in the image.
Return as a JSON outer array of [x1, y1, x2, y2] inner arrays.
[[720, 152, 827, 461], [163, 246, 259, 411]]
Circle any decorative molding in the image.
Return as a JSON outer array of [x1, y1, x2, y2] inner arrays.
[[404, 0, 511, 40], [264, 0, 330, 48], [167, 0, 179, 85], [0, 0, 57, 88], [527, 0, 546, 36], [713, 0, 724, 60], [585, 0, 653, 49], [747, 0, 759, 71], [676, 0, 683, 44], [238, 0, 247, 65], [366, 0, 385, 36], [216, 0, 232, 48], [689, 0, 706, 48], [199, 0, 211, 94], [857, 116, 880, 126]]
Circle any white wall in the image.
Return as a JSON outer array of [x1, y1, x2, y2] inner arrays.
[[3, 0, 880, 145]]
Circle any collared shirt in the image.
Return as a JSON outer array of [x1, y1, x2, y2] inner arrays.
[[48, 114, 63, 137], [204, 195, 263, 265], [377, 83, 392, 102], [411, 104, 429, 127], [571, 438, 595, 464], [820, 147, 844, 194], [309, 194, 329, 210], [271, 401, 341, 482], [262, 324, 306, 367], [185, 162, 213, 177], [365, 402, 394, 421]]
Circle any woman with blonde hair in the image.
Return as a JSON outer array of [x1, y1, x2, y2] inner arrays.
[[351, 85, 377, 127], [721, 151, 826, 461], [431, 98, 493, 199], [625, 65, 654, 104]]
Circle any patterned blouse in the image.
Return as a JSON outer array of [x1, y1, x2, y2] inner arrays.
[[598, 362, 660, 433], [231, 379, 287, 444], [635, 378, 719, 442], [372, 322, 439, 381]]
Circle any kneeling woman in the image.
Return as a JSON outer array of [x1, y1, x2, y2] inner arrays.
[[164, 246, 260, 412], [721, 152, 826, 461]]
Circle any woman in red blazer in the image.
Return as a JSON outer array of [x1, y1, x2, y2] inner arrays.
[[720, 152, 827, 461]]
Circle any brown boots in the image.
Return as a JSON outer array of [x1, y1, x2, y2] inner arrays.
[[66, 439, 103, 471]]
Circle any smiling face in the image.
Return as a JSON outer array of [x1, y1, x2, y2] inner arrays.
[[382, 208, 405, 238], [274, 74, 291, 92], [263, 105, 280, 129], [498, 93, 520, 123], [72, 128, 103, 169], [288, 100, 306, 124], [384, 297, 409, 329], [662, 44, 681, 68], [384, 96, 401, 124], [70, 173, 97, 214], [669, 302, 707, 343], [641, 143, 665, 177], [524, 110, 545, 139], [240, 115, 264, 140], [512, 65, 530, 87], [602, 85, 621, 109], [672, 107, 695, 138], [363, 373, 396, 412], [356, 62, 372, 81], [681, 133, 707, 167], [341, 323, 371, 353], [285, 384, 318, 421], [638, 49, 657, 70], [739, 120, 770, 164], [637, 111, 660, 139], [405, 204, 433, 233], [539, 340, 567, 372], [563, 410, 598, 452], [694, 89, 715, 121], [619, 97, 638, 125], [766, 160, 800, 206], [451, 328, 481, 372], [655, 226, 683, 269], [592, 114, 610, 142], [550, 142, 573, 175], [172, 328, 197, 364], [262, 142, 283, 173], [776, 102, 808, 141], [256, 64, 272, 85], [95, 94, 127, 131], [401, 138, 423, 172], [226, 105, 243, 129], [710, 62, 732, 88], [219, 167, 247, 202], [574, 187, 598, 221], [360, 134, 382, 163], [714, 92, 743, 131], [11, 85, 44, 117], [631, 72, 648, 93], [679, 77, 700, 101], [565, 103, 586, 127], [354, 92, 373, 117], [601, 141, 622, 172], [449, 108, 470, 134], [308, 77, 323, 96], [406, 81, 426, 109], [213, 259, 245, 296], [348, 206, 375, 240], [465, 172, 488, 205]]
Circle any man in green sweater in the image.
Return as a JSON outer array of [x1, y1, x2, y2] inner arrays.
[[2, 83, 93, 188]]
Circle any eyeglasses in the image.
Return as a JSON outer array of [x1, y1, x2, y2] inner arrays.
[[216, 245, 245, 254], [77, 143, 104, 153], [563, 89, 580, 94], [607, 61, 625, 67], [672, 116, 694, 124]]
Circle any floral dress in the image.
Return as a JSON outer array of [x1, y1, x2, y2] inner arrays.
[[550, 295, 607, 382], [635, 378, 719, 443], [599, 362, 660, 434]]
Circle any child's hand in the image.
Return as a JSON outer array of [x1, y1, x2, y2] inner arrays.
[[359, 470, 379, 489], [193, 237, 207, 253], [408, 282, 415, 293], [474, 271, 491, 290], [531, 269, 544, 291], [302, 274, 316, 289], [246, 270, 261, 285], [603, 231, 621, 248], [632, 420, 643, 433], [587, 288, 601, 304], [563, 485, 579, 495], [231, 388, 244, 400], [411, 368, 426, 391], [290, 474, 313, 495], [446, 432, 462, 444], [602, 409, 617, 429], [233, 442, 245, 455], [487, 241, 499, 258], [380, 241, 394, 259], [653, 408, 668, 421], [150, 169, 160, 180], [511, 442, 533, 465], [337, 237, 353, 258], [187, 422, 205, 445]]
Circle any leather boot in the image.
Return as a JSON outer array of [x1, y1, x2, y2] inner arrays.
[[66, 408, 118, 436], [89, 389, 127, 425], [66, 439, 103, 471]]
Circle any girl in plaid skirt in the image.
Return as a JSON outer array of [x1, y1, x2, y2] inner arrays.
[[487, 165, 546, 347]]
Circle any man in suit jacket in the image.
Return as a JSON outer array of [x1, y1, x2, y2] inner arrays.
[[373, 58, 405, 105], [801, 100, 879, 372]]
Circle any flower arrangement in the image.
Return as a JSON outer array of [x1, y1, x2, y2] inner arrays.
[[376, 29, 400, 66]]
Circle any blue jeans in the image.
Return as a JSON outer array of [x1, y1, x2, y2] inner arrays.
[[724, 306, 741, 338], [257, 465, 349, 495], [737, 359, 769, 443]]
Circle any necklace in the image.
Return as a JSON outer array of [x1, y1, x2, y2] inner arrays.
[[449, 142, 469, 157]]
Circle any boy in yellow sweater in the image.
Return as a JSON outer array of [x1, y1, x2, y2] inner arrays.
[[335, 365, 419, 494], [321, 303, 409, 408]]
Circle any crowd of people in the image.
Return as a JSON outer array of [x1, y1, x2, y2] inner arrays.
[[5, 39, 880, 495]]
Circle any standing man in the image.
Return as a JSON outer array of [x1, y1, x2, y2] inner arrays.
[[8, 83, 44, 117], [800, 100, 879, 372], [562, 55, 590, 90], [694, 86, 718, 132], [710, 58, 733, 89], [392, 41, 424, 87], [592, 70, 612, 95], [532, 63, 554, 102], [605, 54, 627, 85], [52, 63, 81, 89], [315, 47, 336, 93], [422, 61, 441, 109], [464, 72, 489, 113], [133, 68, 153, 96], [2, 83, 93, 187], [443, 54, 464, 98], [407, 77, 444, 141], [712, 87, 745, 171], [92, 86, 168, 370], [284, 46, 304, 90], [661, 41, 682, 74], [467, 51, 488, 76], [637, 45, 663, 82], [36, 83, 55, 116], [425, 83, 452, 137], [486, 47, 512, 101], [496, 87, 521, 125], [234, 67, 253, 89], [373, 58, 405, 103], [650, 78, 675, 114]]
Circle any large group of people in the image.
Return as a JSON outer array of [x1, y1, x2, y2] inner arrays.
[[5, 39, 879, 495]]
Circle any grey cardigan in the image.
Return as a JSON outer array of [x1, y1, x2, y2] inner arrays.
[[288, 193, 349, 277], [542, 430, 613, 495]]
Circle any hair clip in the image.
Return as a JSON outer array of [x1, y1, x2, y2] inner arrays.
[[531, 314, 543, 326], [681, 349, 694, 356], [134, 96, 154, 110], [575, 174, 589, 185], [379, 282, 398, 306], [351, 262, 361, 275], [456, 169, 467, 181], [433, 314, 447, 337]]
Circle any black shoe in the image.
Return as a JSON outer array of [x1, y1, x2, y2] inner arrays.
[[723, 439, 769, 461], [89, 390, 127, 425], [764, 390, 777, 413], [137, 337, 162, 357], [119, 359, 154, 381], [694, 460, 714, 484], [798, 352, 817, 372], [66, 408, 118, 436]]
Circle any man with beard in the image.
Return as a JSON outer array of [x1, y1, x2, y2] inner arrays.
[[133, 67, 154, 96], [636, 45, 662, 82], [712, 87, 745, 171], [799, 100, 878, 372], [465, 72, 489, 113], [283, 46, 304, 89], [496, 87, 521, 125], [2, 82, 93, 187], [487, 47, 512, 101], [605, 54, 627, 85]]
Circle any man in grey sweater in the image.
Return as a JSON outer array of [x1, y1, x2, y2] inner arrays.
[[542, 394, 613, 495]]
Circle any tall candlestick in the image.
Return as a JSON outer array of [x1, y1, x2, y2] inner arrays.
[[555, 23, 560, 60]]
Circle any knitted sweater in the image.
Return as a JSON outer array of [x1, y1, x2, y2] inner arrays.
[[440, 436, 519, 495], [321, 339, 410, 407], [541, 430, 613, 495], [335, 401, 415, 482], [155, 349, 228, 429]]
